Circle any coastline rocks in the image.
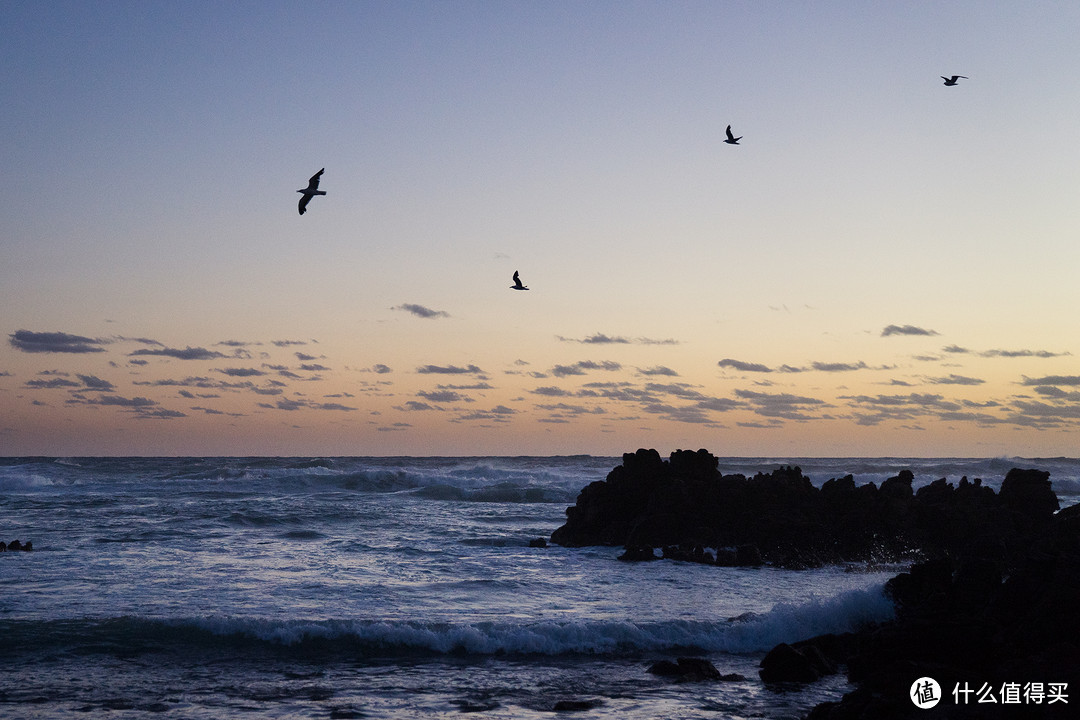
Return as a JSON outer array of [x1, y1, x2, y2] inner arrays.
[[1, 540, 32, 552], [798, 501, 1080, 718], [550, 449, 1061, 567]]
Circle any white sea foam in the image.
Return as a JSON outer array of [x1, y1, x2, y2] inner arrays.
[[176, 584, 893, 656]]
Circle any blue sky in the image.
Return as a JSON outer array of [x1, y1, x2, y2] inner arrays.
[[3, 1, 1080, 456]]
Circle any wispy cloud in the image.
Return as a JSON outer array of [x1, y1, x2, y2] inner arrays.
[[130, 346, 227, 361], [811, 361, 868, 372], [217, 368, 266, 378], [9, 330, 108, 354], [394, 303, 451, 319], [734, 388, 828, 420], [1022, 375, 1080, 386], [925, 374, 985, 386], [637, 366, 679, 377], [417, 390, 468, 403], [551, 360, 622, 377], [558, 333, 680, 345], [718, 358, 773, 373], [881, 325, 939, 337], [416, 364, 485, 375]]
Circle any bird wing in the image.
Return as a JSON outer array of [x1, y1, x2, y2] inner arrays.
[[298, 194, 310, 215], [725, 125, 734, 140], [305, 168, 324, 192]]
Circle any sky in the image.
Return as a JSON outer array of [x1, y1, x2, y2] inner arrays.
[[3, 1, 1080, 457]]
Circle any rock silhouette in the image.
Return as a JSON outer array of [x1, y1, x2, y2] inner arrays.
[[551, 449, 1060, 569]]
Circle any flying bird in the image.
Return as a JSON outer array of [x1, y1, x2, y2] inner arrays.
[[297, 168, 326, 215], [724, 125, 742, 145], [510, 271, 529, 290], [941, 75, 968, 86]]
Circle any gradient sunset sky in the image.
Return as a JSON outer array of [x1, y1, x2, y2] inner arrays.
[[3, 1, 1080, 457]]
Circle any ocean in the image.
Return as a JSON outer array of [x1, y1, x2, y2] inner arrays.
[[2, 456, 1078, 719]]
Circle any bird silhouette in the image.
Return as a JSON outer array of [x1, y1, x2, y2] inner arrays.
[[510, 271, 529, 290], [941, 75, 968, 86], [724, 125, 742, 145], [297, 168, 326, 215]]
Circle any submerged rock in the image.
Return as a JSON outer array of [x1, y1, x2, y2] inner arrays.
[[648, 657, 738, 682]]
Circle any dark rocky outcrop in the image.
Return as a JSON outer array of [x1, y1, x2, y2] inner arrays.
[[551, 450, 1060, 568], [1, 539, 32, 552], [797, 500, 1080, 718], [552, 450, 1077, 717]]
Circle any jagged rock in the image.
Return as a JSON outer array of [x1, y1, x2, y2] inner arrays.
[[551, 449, 1062, 567], [528, 538, 548, 548], [801, 496, 1080, 718]]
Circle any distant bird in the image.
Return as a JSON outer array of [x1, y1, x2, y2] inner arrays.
[[724, 125, 742, 145], [941, 75, 968, 86], [297, 168, 326, 215], [510, 270, 529, 291]]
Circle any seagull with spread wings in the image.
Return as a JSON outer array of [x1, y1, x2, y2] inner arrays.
[[941, 75, 968, 86], [724, 125, 742, 145], [510, 271, 529, 290], [297, 168, 326, 215]]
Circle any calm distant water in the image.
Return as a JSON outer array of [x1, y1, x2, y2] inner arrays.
[[2, 456, 1077, 719]]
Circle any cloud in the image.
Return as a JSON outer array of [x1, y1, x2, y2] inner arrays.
[[946, 345, 1067, 359], [401, 401, 437, 411], [811, 361, 868, 372], [370, 364, 393, 374], [10, 330, 108, 354], [1022, 375, 1080, 387], [25, 377, 81, 389], [83, 397, 156, 408], [531, 386, 573, 397], [453, 405, 517, 422], [273, 340, 309, 347], [558, 333, 679, 345], [418, 390, 465, 403], [734, 389, 828, 420], [130, 346, 227, 361], [535, 403, 606, 416], [882, 325, 939, 337], [564, 333, 630, 344], [394, 303, 450, 319], [416, 364, 485, 375], [217, 368, 266, 377], [437, 382, 493, 391], [980, 349, 1070, 359], [925, 374, 985, 386], [77, 374, 115, 391], [135, 408, 187, 420], [312, 402, 358, 412], [637, 366, 679, 377], [718, 358, 773, 373], [551, 360, 622, 377]]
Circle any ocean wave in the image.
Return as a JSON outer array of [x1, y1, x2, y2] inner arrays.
[[0, 585, 893, 660]]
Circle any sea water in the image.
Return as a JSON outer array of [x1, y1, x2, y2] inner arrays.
[[2, 456, 1077, 719]]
